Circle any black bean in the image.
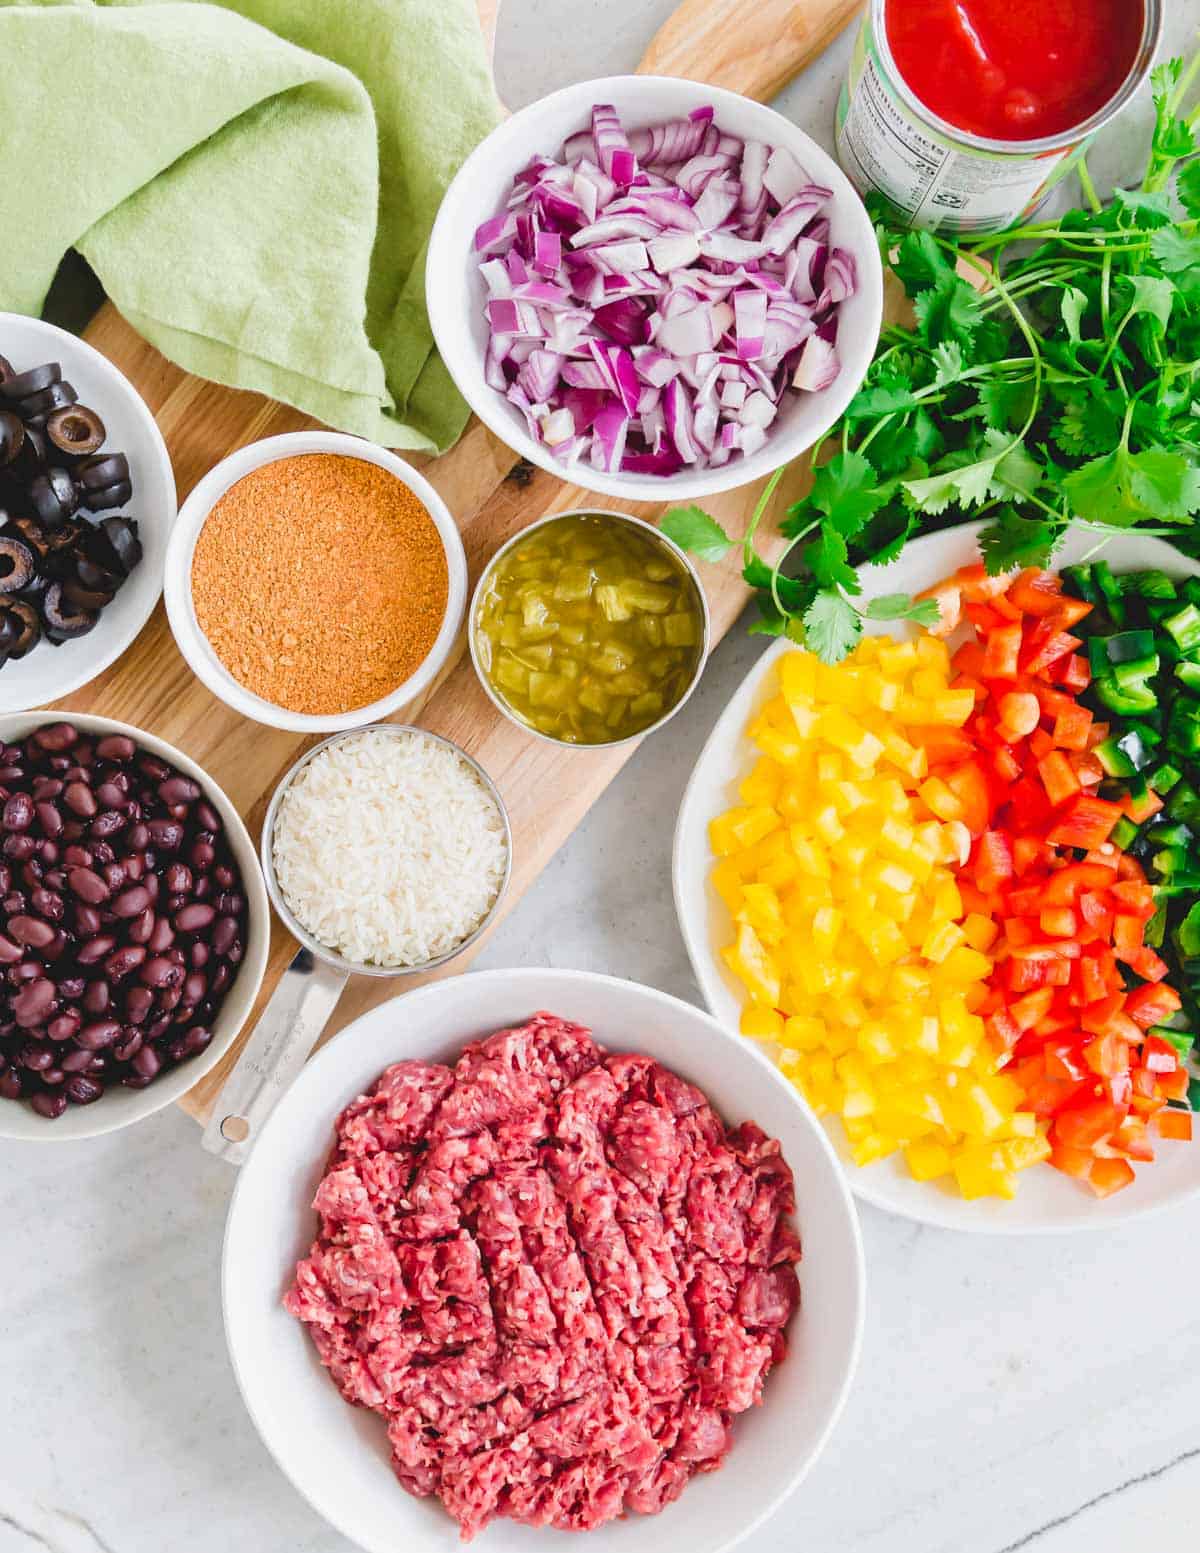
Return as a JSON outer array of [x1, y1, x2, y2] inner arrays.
[[3, 834, 35, 861], [149, 820, 184, 852], [76, 935, 115, 966], [95, 736, 135, 761], [76, 1019, 120, 1051], [211, 916, 238, 957], [147, 916, 174, 954], [13, 978, 56, 1026], [31, 1090, 67, 1119], [106, 944, 146, 980], [189, 940, 210, 969], [33, 723, 77, 753], [9, 915, 54, 949], [48, 1011, 82, 1044], [0, 933, 22, 964], [125, 987, 153, 1024], [95, 782, 124, 810], [2, 793, 33, 832], [131, 1044, 161, 1080], [63, 781, 96, 818], [128, 907, 154, 945], [139, 956, 182, 989], [164, 862, 191, 894], [60, 1047, 93, 1073], [174, 902, 215, 933], [65, 1075, 103, 1105], [113, 1030, 143, 1062], [90, 810, 127, 839], [19, 1041, 54, 1071], [190, 836, 215, 872], [0, 1070, 23, 1100], [68, 866, 109, 904], [74, 903, 101, 937], [82, 981, 110, 1015], [196, 801, 222, 833], [112, 884, 150, 919], [128, 823, 149, 852], [31, 888, 63, 922]]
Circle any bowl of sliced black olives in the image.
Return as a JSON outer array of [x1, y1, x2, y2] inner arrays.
[[0, 314, 176, 712]]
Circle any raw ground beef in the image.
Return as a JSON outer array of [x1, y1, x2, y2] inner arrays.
[[285, 1013, 801, 1540]]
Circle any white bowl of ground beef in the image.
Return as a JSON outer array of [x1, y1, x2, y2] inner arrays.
[[222, 968, 864, 1553]]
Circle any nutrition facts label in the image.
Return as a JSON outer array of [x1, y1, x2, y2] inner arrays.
[[837, 54, 1070, 233]]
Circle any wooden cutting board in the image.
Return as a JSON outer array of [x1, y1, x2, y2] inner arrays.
[[57, 0, 864, 1126]]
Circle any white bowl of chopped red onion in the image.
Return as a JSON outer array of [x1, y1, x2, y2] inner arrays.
[[427, 77, 883, 500], [222, 968, 864, 1553]]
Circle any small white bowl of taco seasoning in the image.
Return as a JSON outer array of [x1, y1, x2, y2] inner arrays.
[[163, 431, 467, 734]]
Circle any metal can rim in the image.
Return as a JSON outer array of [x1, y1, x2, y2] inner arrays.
[[866, 0, 1164, 157]]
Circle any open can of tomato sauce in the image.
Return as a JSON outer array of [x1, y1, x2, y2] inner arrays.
[[836, 0, 1162, 234]]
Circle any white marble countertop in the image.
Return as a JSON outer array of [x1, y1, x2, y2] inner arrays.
[[4, 4, 1200, 1552]]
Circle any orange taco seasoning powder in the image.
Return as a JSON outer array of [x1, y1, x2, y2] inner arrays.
[[191, 453, 449, 716]]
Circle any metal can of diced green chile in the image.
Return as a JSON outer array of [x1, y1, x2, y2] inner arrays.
[[836, 0, 1163, 234]]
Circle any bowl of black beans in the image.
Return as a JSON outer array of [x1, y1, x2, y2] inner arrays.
[[0, 314, 176, 713], [0, 714, 269, 1138]]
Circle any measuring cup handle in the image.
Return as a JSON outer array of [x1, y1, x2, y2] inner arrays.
[[201, 947, 349, 1166]]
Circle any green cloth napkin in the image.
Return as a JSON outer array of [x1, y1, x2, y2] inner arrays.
[[0, 0, 500, 452]]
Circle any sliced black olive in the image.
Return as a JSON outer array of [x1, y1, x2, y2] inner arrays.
[[45, 404, 105, 460], [77, 452, 130, 491], [13, 424, 47, 477], [17, 572, 48, 601], [41, 581, 96, 641], [80, 478, 132, 514], [15, 381, 77, 425], [0, 412, 24, 467], [5, 600, 41, 658], [0, 356, 13, 387], [0, 537, 35, 596], [0, 611, 19, 654], [1, 363, 61, 401], [5, 516, 50, 563], [28, 467, 78, 528], [99, 516, 142, 576], [63, 577, 115, 611], [74, 555, 118, 592]]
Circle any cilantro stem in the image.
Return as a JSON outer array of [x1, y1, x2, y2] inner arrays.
[[1077, 159, 1102, 216]]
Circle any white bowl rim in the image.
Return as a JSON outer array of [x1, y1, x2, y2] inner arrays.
[[222, 965, 866, 1553], [467, 507, 712, 750], [0, 311, 176, 712], [425, 74, 885, 503], [163, 431, 468, 734], [0, 710, 269, 1141]]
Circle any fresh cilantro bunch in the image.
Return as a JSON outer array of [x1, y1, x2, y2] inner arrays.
[[662, 49, 1200, 664]]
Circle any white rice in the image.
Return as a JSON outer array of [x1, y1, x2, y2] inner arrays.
[[272, 730, 508, 968]]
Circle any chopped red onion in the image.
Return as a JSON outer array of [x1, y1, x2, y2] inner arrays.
[[474, 102, 856, 478]]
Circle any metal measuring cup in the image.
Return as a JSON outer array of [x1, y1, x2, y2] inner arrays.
[[200, 725, 512, 1165]]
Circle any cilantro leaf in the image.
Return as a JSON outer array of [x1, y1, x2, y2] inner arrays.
[[865, 593, 941, 627], [1118, 273, 1175, 331], [804, 528, 860, 594], [891, 230, 953, 295], [1060, 286, 1089, 348], [1063, 446, 1200, 525], [802, 591, 861, 665], [931, 341, 966, 386], [1179, 160, 1200, 220], [804, 451, 887, 539], [1052, 393, 1122, 457], [1150, 228, 1200, 277], [979, 510, 1061, 574], [988, 438, 1044, 502], [660, 506, 732, 563], [977, 377, 1034, 433], [845, 375, 922, 421], [742, 555, 811, 613], [913, 274, 985, 353], [903, 441, 1003, 514]]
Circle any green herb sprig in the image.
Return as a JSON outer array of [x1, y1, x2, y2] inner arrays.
[[662, 48, 1200, 664]]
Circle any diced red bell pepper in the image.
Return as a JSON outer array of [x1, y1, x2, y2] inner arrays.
[[1156, 1110, 1193, 1142], [1054, 1099, 1126, 1150], [1037, 750, 1082, 807], [1046, 794, 1124, 850], [983, 621, 1022, 679], [1128, 947, 1170, 984], [1088, 1156, 1136, 1197]]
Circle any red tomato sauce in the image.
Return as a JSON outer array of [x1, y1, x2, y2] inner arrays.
[[884, 0, 1144, 142]]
